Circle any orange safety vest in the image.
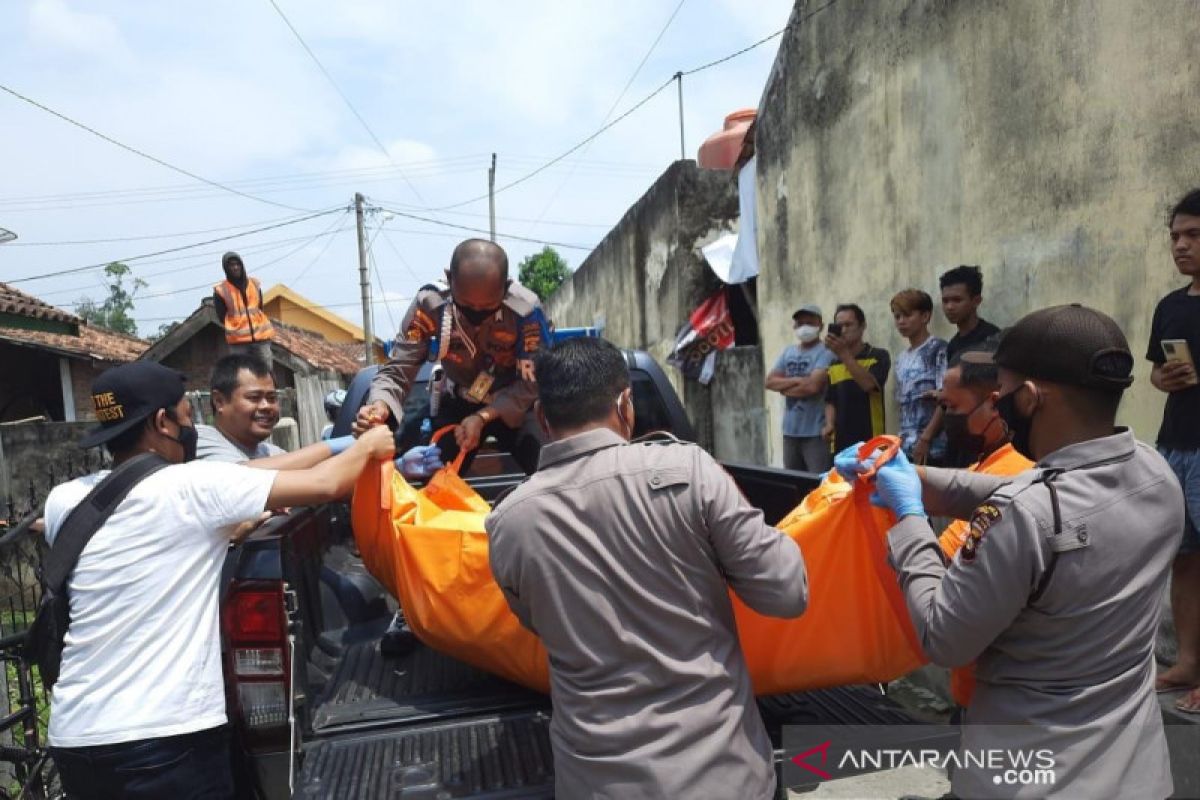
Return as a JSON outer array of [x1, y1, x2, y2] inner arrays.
[[937, 442, 1035, 707], [213, 279, 275, 344]]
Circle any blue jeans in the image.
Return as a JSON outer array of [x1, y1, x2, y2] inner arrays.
[[1160, 446, 1200, 555], [51, 725, 234, 800]]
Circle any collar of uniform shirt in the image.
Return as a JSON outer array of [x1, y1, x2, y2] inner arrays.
[[1037, 427, 1135, 471], [537, 428, 626, 470]]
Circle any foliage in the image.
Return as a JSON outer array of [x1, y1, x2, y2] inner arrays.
[[516, 246, 570, 302], [75, 262, 145, 336]]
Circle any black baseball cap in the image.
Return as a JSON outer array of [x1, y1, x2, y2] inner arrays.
[[78, 361, 188, 449], [993, 304, 1134, 391]]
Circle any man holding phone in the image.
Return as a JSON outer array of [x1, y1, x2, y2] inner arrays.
[[1149, 188, 1200, 712]]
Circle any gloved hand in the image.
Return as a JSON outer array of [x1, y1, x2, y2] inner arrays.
[[832, 442, 868, 481], [396, 445, 444, 480], [869, 449, 926, 518]]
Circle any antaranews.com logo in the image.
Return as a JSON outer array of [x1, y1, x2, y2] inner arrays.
[[782, 725, 1060, 798]]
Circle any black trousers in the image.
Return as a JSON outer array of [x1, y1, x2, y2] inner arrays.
[[398, 395, 543, 474], [52, 725, 234, 800]]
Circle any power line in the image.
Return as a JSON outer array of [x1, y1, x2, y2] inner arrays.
[[41, 225, 351, 299], [429, 12, 816, 213], [4, 207, 346, 284], [0, 83, 316, 214], [265, 0, 426, 206], [428, 78, 677, 212], [6, 210, 333, 246], [117, 214, 352, 303], [525, 0, 688, 237], [372, 202, 593, 251]]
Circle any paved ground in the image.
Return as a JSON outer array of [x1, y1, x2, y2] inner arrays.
[[788, 765, 950, 799]]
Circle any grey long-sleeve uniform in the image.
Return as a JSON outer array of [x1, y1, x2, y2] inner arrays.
[[486, 429, 808, 800], [888, 429, 1182, 799]]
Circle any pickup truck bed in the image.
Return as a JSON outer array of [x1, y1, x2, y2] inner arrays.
[[224, 353, 939, 799]]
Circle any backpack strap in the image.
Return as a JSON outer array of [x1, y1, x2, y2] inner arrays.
[[43, 453, 170, 592]]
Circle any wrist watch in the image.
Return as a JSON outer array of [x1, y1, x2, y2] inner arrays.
[[474, 408, 496, 425]]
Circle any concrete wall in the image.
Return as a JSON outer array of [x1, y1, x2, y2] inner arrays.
[[753, 0, 1197, 463], [0, 421, 104, 520], [545, 160, 768, 461]]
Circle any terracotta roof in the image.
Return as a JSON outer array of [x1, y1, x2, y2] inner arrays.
[[0, 282, 80, 326], [0, 322, 148, 362], [272, 322, 360, 376]]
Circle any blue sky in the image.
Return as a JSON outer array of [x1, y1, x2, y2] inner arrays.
[[0, 0, 791, 337]]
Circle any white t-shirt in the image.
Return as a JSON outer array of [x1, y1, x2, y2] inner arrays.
[[42, 459, 277, 747]]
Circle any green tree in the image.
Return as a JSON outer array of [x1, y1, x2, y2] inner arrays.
[[76, 262, 146, 336], [517, 246, 570, 301]]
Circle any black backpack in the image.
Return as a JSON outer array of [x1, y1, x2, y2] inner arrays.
[[26, 454, 168, 689]]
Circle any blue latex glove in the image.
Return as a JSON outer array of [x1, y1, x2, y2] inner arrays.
[[326, 435, 355, 455], [832, 442, 868, 481], [396, 445, 444, 481], [869, 449, 926, 518]]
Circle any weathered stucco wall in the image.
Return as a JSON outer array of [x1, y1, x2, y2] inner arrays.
[[754, 0, 1197, 463], [545, 160, 767, 461]]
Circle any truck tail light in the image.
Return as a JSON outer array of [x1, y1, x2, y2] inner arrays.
[[222, 580, 290, 750]]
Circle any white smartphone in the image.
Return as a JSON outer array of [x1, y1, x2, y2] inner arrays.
[[1163, 339, 1199, 385]]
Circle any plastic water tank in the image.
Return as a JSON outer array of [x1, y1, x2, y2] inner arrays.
[[697, 109, 757, 170]]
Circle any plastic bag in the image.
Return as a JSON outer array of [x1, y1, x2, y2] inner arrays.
[[351, 426, 550, 691], [352, 433, 930, 695]]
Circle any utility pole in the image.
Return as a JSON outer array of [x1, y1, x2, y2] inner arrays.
[[675, 72, 685, 161], [355, 192, 374, 366], [488, 153, 497, 242]]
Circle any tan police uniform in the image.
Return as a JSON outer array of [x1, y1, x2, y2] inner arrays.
[[486, 429, 808, 800], [886, 304, 1183, 799]]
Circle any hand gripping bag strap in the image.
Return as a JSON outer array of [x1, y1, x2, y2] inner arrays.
[[27, 453, 169, 687]]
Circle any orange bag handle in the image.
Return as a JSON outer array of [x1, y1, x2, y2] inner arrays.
[[855, 435, 902, 479], [430, 424, 471, 475]]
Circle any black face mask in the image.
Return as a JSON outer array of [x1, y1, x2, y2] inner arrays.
[[457, 304, 499, 326], [168, 423, 199, 463], [995, 388, 1034, 461], [943, 410, 987, 462]]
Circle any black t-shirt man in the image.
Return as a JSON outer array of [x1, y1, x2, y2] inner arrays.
[[826, 343, 891, 453], [947, 318, 1001, 364], [1147, 287, 1200, 448]]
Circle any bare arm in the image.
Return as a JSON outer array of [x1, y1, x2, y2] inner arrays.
[[766, 369, 828, 398], [245, 440, 340, 471], [265, 426, 394, 508]]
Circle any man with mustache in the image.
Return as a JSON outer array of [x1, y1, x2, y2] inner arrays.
[[354, 239, 550, 474]]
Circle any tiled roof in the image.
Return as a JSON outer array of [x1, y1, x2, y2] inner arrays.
[[273, 322, 360, 376], [0, 322, 148, 362], [0, 282, 80, 326]]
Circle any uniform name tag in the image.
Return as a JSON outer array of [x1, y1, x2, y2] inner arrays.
[[465, 371, 495, 403]]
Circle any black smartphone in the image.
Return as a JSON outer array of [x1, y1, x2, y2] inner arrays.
[[827, 323, 843, 337]]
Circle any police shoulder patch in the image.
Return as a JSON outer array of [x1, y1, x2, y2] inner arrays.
[[961, 503, 1003, 564]]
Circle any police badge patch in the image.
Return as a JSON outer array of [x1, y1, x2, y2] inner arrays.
[[961, 503, 1002, 564]]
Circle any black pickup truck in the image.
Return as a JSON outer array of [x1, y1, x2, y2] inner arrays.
[[219, 350, 929, 799]]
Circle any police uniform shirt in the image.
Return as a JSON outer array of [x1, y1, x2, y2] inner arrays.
[[887, 429, 1181, 799], [486, 428, 808, 800], [367, 282, 549, 426]]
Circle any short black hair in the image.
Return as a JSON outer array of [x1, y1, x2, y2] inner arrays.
[[534, 338, 630, 429], [449, 239, 509, 280], [1170, 189, 1200, 226], [939, 265, 983, 296], [951, 338, 1000, 391], [834, 303, 866, 326], [210, 354, 272, 399]]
